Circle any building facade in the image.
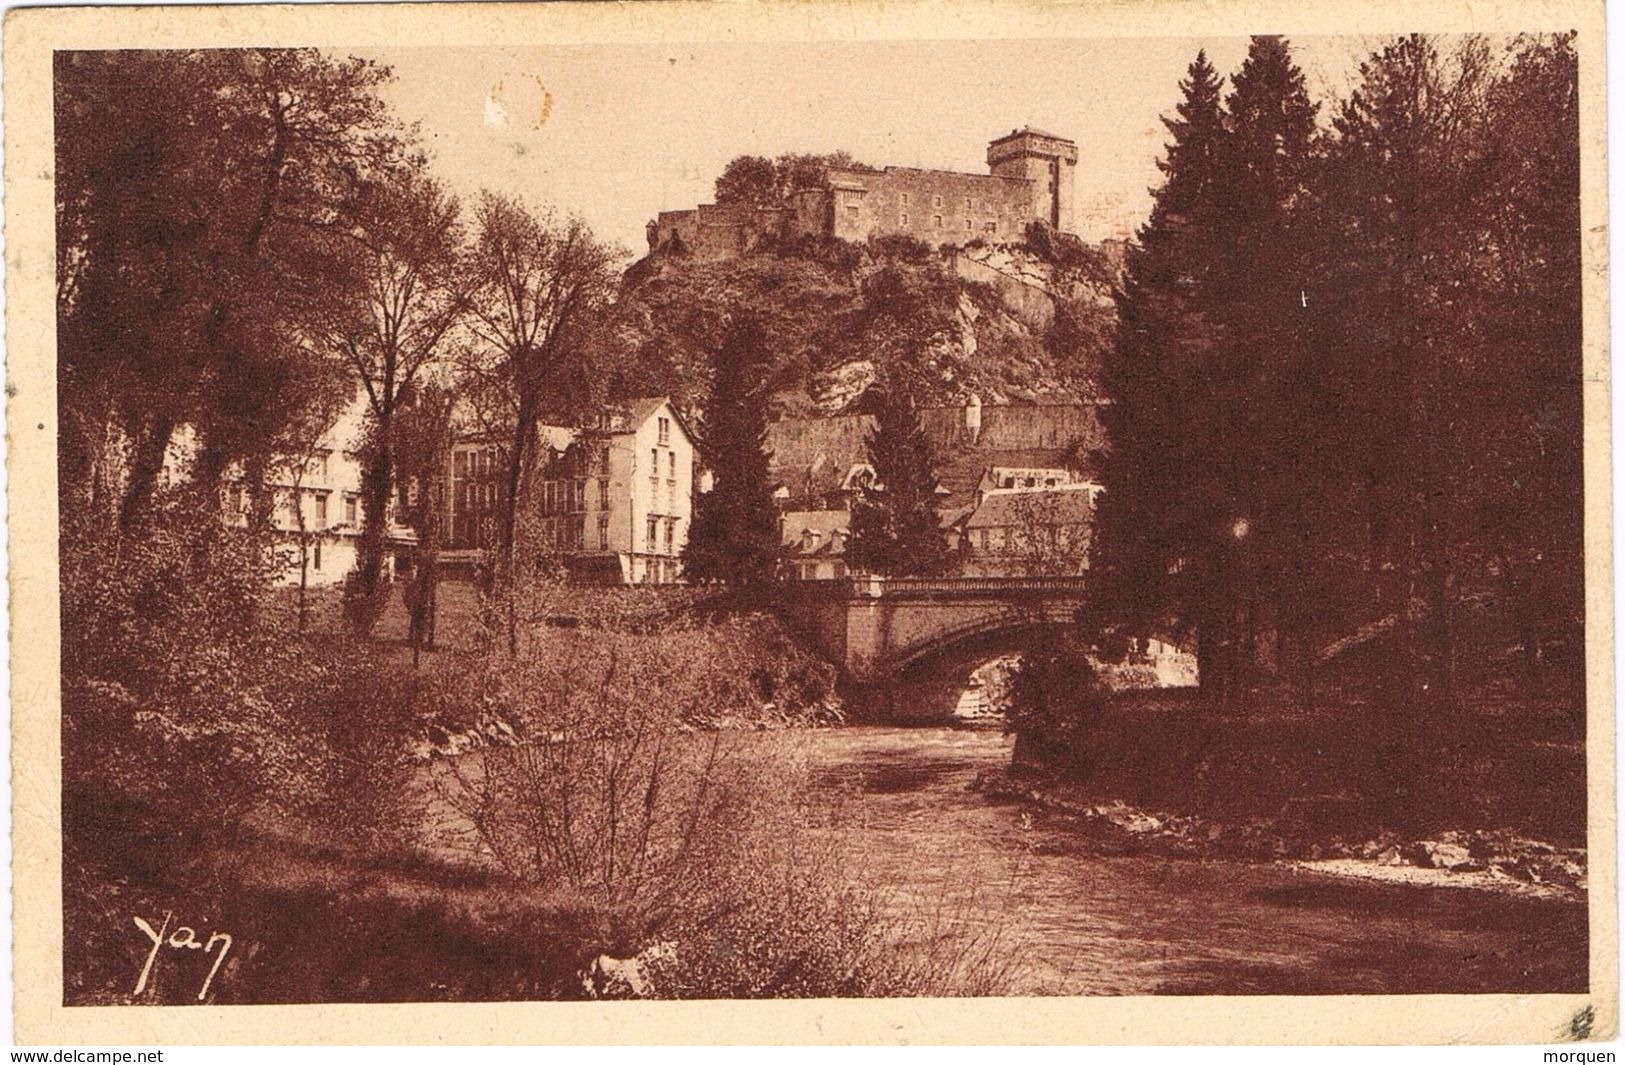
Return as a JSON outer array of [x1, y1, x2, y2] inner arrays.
[[780, 509, 850, 580], [957, 482, 1100, 577], [193, 399, 416, 588], [648, 128, 1079, 259], [443, 397, 697, 584]]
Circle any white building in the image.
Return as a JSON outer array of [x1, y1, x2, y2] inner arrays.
[[443, 397, 698, 584]]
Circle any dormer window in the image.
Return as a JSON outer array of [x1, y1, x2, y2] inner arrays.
[[802, 530, 822, 552]]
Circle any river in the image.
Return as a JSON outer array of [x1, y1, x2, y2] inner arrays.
[[789, 726, 1588, 996]]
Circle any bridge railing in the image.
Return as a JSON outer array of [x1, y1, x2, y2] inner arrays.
[[844, 575, 1088, 597]]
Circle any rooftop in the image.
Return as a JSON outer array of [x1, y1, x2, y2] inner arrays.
[[964, 483, 1099, 529]]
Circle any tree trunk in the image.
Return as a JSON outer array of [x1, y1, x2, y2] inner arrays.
[[118, 413, 177, 531], [357, 443, 394, 592], [501, 400, 537, 654]]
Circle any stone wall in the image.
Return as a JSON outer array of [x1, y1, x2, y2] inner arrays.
[[814, 166, 1036, 247]]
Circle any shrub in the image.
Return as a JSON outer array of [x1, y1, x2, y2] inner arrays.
[[61, 489, 418, 831], [1007, 635, 1107, 773]]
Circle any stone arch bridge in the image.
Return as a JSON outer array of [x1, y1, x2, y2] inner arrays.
[[779, 575, 1088, 683]]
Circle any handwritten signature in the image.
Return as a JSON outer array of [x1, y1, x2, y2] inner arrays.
[[132, 912, 232, 1001]]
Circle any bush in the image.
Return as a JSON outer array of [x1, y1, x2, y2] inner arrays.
[[61, 489, 418, 831], [1007, 636, 1107, 773]]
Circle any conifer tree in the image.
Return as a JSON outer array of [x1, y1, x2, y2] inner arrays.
[[1208, 35, 1320, 702], [682, 316, 781, 585], [847, 390, 948, 576], [1088, 51, 1229, 690]]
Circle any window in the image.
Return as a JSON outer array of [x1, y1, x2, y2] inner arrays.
[[664, 518, 675, 554], [344, 494, 357, 524], [985, 221, 998, 233], [314, 493, 328, 527], [313, 542, 322, 571], [845, 204, 859, 217], [933, 215, 943, 228], [574, 517, 586, 551], [313, 453, 328, 482], [646, 518, 658, 552], [932, 194, 942, 207], [658, 416, 670, 445], [964, 218, 972, 230], [964, 197, 972, 210], [900, 213, 909, 227], [598, 513, 610, 550], [598, 477, 610, 510], [901, 192, 910, 206], [456, 452, 468, 476], [236, 485, 250, 515], [575, 479, 587, 512], [668, 452, 677, 479]]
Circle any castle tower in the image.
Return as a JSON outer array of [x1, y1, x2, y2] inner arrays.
[[986, 127, 1079, 233]]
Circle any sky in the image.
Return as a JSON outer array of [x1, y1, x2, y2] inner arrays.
[[364, 36, 1392, 257]]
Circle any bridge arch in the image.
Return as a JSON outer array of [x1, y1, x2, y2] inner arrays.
[[887, 602, 1079, 676], [777, 575, 1088, 686]]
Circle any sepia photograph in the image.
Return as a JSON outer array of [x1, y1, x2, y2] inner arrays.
[[5, 0, 1615, 1046]]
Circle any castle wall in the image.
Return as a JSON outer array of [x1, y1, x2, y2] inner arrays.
[[819, 166, 1036, 247], [649, 203, 791, 258], [650, 129, 1080, 259], [987, 130, 1079, 232]]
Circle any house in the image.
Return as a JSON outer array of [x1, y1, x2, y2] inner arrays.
[[198, 398, 416, 588], [442, 397, 698, 585], [958, 482, 1100, 576], [975, 465, 1076, 503], [780, 510, 851, 580]]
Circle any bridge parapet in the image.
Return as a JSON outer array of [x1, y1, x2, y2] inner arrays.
[[778, 574, 1087, 681]]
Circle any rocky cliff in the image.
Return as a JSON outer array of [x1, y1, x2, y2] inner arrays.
[[609, 229, 1117, 420]]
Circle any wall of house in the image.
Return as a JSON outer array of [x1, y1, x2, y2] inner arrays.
[[623, 405, 693, 583]]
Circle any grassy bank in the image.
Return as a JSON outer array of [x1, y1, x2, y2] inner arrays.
[[65, 576, 1026, 1004]]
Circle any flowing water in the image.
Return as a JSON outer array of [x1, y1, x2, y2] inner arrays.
[[789, 726, 1588, 996]]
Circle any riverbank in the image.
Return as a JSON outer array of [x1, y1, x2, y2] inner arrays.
[[981, 777, 1588, 903], [989, 684, 1588, 903]]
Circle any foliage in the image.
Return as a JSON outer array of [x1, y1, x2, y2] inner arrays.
[[847, 390, 950, 576], [1007, 637, 1107, 773], [1088, 49, 1229, 675], [1084, 35, 1582, 721], [60, 493, 417, 828], [56, 49, 410, 530], [457, 193, 621, 645], [713, 150, 872, 207], [310, 168, 466, 621], [682, 316, 782, 585]]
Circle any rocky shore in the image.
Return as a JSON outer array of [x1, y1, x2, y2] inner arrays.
[[979, 775, 1587, 903]]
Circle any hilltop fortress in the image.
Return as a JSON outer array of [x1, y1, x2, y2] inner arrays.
[[648, 127, 1079, 259]]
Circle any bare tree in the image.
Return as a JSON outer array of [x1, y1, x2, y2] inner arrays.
[[309, 169, 465, 631], [458, 193, 620, 649]]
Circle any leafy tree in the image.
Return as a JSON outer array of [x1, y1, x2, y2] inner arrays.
[[846, 391, 948, 576], [682, 316, 781, 585], [392, 382, 457, 666], [1311, 35, 1506, 713], [713, 151, 869, 207], [55, 49, 408, 532], [1208, 35, 1320, 704], [1475, 34, 1583, 699], [713, 155, 781, 207]]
